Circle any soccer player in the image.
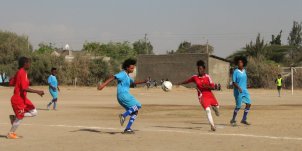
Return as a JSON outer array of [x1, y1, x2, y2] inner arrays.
[[230, 56, 251, 126], [275, 74, 282, 97], [97, 58, 146, 134], [47, 67, 60, 110], [177, 60, 220, 131], [7, 57, 45, 139]]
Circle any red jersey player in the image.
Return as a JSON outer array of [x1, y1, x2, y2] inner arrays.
[[177, 60, 220, 131], [7, 57, 44, 139]]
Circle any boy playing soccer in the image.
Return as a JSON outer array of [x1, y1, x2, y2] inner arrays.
[[275, 74, 282, 97], [97, 58, 146, 134], [47, 67, 60, 110], [230, 56, 252, 126], [177, 60, 220, 131], [7, 57, 45, 139]]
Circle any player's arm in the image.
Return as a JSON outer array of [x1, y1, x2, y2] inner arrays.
[[134, 80, 147, 85], [97, 75, 115, 90], [232, 82, 242, 93], [25, 88, 45, 97]]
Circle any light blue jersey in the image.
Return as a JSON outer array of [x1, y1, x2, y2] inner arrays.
[[232, 68, 251, 108], [114, 71, 141, 109], [48, 75, 58, 99]]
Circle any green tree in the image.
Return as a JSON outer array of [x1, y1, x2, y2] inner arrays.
[[176, 41, 214, 54], [288, 21, 302, 46], [270, 30, 282, 45], [133, 39, 154, 54]]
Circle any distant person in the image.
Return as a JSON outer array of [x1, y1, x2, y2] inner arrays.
[[230, 56, 252, 126], [275, 74, 283, 97], [7, 57, 44, 139], [153, 80, 158, 88], [218, 83, 221, 91], [177, 60, 220, 131], [97, 58, 147, 134], [146, 76, 151, 89], [47, 68, 60, 110]]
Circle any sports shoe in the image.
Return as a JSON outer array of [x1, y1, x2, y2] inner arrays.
[[9, 115, 16, 125], [212, 106, 220, 116], [210, 125, 216, 131], [230, 119, 237, 126], [6, 132, 22, 139], [123, 129, 135, 134], [241, 120, 251, 125], [119, 114, 125, 126]]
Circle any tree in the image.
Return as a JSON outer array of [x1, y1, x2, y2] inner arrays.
[[175, 41, 214, 54], [288, 21, 302, 46], [35, 42, 56, 54], [270, 30, 282, 45], [133, 39, 154, 55]]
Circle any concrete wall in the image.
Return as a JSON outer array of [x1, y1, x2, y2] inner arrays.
[[137, 53, 230, 88], [208, 57, 230, 89], [137, 54, 208, 87]]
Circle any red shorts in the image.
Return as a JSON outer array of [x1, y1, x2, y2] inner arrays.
[[199, 92, 219, 109], [11, 95, 35, 119]]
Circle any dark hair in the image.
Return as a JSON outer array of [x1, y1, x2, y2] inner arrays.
[[51, 67, 57, 71], [122, 58, 137, 70], [196, 60, 206, 68], [234, 56, 247, 67], [18, 57, 30, 69]]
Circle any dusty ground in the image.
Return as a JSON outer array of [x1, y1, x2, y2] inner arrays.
[[0, 86, 301, 151]]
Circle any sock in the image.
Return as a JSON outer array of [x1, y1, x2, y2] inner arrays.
[[53, 102, 57, 109], [126, 114, 137, 130], [24, 109, 38, 117], [205, 107, 214, 127], [242, 108, 250, 121], [10, 118, 22, 132], [232, 108, 240, 121], [47, 102, 53, 107], [122, 105, 141, 117]]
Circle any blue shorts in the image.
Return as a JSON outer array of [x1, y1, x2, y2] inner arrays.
[[49, 89, 58, 99], [117, 93, 141, 110], [234, 93, 251, 108]]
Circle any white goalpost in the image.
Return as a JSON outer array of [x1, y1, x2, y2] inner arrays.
[[282, 67, 302, 95]]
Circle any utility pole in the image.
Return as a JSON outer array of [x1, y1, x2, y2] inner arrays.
[[144, 33, 148, 54], [206, 39, 209, 54]]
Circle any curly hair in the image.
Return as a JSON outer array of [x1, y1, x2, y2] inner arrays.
[[122, 58, 137, 70], [196, 60, 206, 68], [234, 56, 248, 67]]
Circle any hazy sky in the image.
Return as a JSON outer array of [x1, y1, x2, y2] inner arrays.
[[0, 0, 301, 57]]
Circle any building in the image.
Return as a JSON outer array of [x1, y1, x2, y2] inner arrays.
[[136, 53, 231, 88]]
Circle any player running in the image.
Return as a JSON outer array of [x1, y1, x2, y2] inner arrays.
[[7, 57, 45, 139], [47, 67, 60, 110], [177, 60, 220, 131], [230, 56, 252, 126], [97, 58, 146, 134], [275, 74, 282, 97]]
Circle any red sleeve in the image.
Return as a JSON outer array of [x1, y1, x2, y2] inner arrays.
[[185, 76, 195, 83]]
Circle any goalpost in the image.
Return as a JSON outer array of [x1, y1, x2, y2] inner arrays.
[[282, 67, 302, 95]]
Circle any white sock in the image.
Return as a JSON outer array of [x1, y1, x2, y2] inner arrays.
[[205, 107, 215, 127], [24, 109, 38, 117], [10, 118, 22, 132]]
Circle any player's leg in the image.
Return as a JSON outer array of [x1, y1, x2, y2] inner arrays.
[[8, 97, 25, 139], [277, 86, 281, 97], [123, 111, 138, 134], [241, 96, 251, 125], [119, 105, 141, 126], [230, 96, 241, 126], [52, 98, 58, 110], [7, 118, 23, 139], [205, 107, 216, 131]]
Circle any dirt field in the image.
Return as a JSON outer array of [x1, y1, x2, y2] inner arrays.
[[0, 86, 301, 151]]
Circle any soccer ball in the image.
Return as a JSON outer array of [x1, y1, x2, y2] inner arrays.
[[162, 81, 173, 92]]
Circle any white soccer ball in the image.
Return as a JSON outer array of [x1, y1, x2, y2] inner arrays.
[[162, 81, 173, 92]]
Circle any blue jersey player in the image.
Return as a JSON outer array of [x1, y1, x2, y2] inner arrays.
[[47, 68, 60, 110], [230, 56, 252, 126], [98, 59, 146, 134]]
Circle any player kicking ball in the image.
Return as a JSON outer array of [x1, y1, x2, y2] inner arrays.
[[97, 58, 146, 134], [177, 60, 220, 131], [230, 56, 252, 126], [7, 57, 45, 139]]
